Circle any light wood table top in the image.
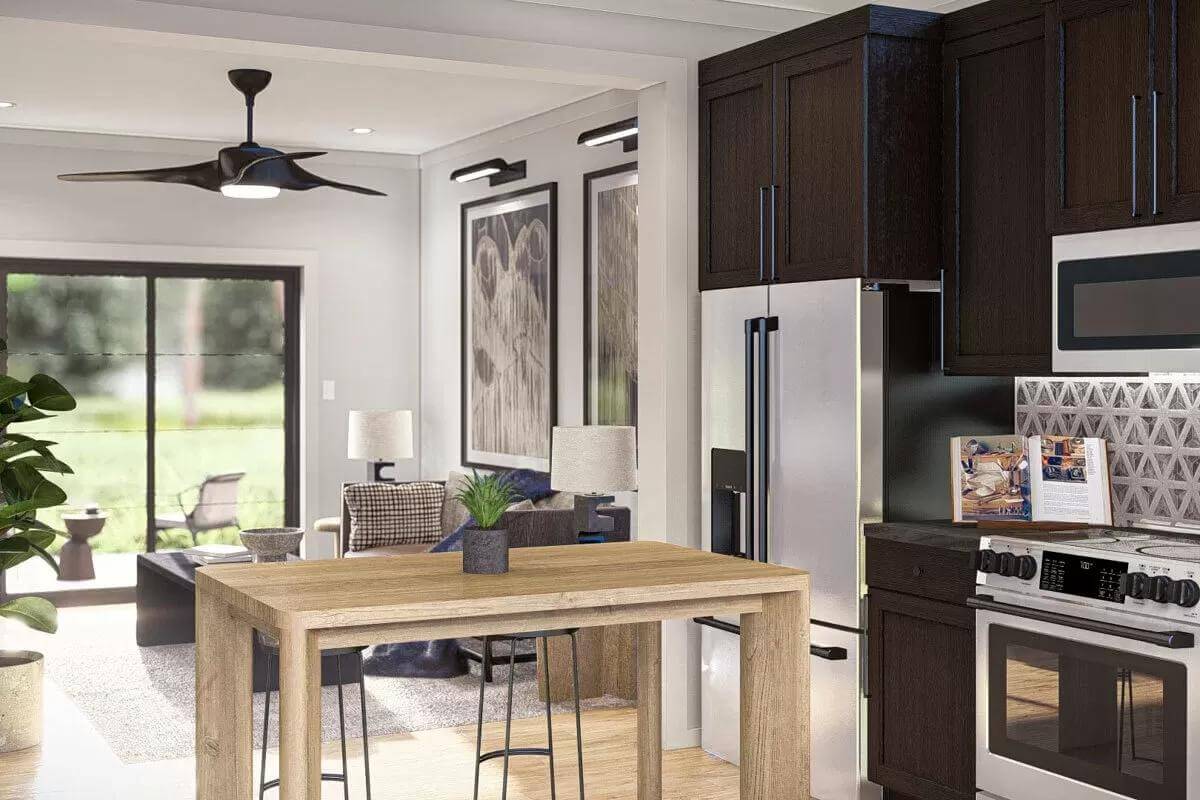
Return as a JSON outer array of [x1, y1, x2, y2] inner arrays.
[[195, 541, 811, 800]]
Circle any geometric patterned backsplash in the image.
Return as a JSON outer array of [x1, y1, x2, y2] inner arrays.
[[1016, 377, 1200, 530]]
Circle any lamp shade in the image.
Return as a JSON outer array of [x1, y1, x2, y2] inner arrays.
[[347, 410, 413, 461], [550, 426, 637, 493]]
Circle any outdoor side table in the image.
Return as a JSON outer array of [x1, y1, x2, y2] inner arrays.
[[59, 511, 107, 581]]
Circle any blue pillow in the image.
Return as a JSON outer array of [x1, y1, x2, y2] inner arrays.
[[502, 469, 554, 503]]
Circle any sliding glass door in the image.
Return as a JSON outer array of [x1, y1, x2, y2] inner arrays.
[[0, 260, 299, 601]]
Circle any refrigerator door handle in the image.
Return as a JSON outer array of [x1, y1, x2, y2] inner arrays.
[[744, 317, 758, 561], [757, 316, 778, 564]]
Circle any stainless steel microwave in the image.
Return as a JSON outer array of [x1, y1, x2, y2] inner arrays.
[[1054, 222, 1200, 373]]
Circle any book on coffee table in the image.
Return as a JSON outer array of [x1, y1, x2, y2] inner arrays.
[[184, 543, 252, 565], [950, 434, 1113, 526]]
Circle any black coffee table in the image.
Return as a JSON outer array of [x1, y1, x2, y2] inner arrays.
[[136, 552, 360, 690]]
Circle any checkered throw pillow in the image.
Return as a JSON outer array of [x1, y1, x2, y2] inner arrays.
[[344, 481, 445, 552]]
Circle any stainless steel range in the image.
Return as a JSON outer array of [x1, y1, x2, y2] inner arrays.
[[972, 529, 1200, 800]]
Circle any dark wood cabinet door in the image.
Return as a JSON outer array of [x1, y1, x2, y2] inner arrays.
[[868, 589, 976, 800], [772, 39, 865, 283], [1153, 0, 1200, 223], [944, 16, 1052, 375], [699, 67, 774, 291], [1046, 0, 1152, 234]]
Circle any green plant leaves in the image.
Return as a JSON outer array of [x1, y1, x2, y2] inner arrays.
[[454, 470, 520, 530], [0, 376, 31, 405], [0, 462, 67, 520], [0, 596, 58, 634], [0, 528, 59, 574], [26, 374, 76, 411]]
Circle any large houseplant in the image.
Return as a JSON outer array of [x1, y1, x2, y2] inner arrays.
[[0, 338, 76, 753], [456, 471, 518, 574]]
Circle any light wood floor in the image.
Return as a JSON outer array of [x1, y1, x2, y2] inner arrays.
[[1, 672, 737, 800]]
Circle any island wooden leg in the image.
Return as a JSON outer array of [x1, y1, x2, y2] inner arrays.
[[195, 589, 254, 800], [277, 626, 322, 800], [741, 590, 810, 800], [636, 621, 662, 800]]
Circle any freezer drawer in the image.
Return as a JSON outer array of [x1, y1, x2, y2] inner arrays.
[[700, 623, 881, 800]]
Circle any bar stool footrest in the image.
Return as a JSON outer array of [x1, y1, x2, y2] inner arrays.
[[261, 773, 348, 791], [478, 746, 552, 763]]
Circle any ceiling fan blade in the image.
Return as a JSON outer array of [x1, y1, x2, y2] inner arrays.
[[219, 148, 326, 185], [57, 160, 220, 191], [280, 161, 387, 196]]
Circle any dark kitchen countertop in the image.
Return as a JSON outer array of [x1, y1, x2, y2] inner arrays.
[[864, 520, 993, 553]]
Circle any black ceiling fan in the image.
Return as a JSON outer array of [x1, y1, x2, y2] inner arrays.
[[58, 69, 385, 198]]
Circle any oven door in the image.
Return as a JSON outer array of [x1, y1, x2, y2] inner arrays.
[[974, 596, 1196, 800]]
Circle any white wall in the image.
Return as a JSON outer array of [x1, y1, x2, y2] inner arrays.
[[418, 91, 638, 479], [0, 130, 421, 524]]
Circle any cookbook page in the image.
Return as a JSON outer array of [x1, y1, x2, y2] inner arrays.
[[1030, 435, 1113, 524], [951, 434, 1032, 523]]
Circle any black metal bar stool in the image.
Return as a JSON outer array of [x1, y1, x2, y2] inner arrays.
[[473, 628, 585, 800], [258, 643, 373, 800]]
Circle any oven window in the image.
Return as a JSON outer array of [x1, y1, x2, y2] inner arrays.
[[990, 626, 1187, 799]]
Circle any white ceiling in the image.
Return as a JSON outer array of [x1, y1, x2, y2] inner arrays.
[[0, 18, 609, 155]]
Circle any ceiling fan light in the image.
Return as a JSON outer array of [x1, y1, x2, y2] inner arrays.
[[0, 101, 15, 109], [220, 183, 281, 199]]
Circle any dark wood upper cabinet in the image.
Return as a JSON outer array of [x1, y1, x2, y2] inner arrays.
[[943, 2, 1051, 375], [1153, 0, 1200, 223], [1046, 0, 1152, 234], [698, 6, 941, 290], [699, 67, 775, 291], [773, 40, 864, 282]]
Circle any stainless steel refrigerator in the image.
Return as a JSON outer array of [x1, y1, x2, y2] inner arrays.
[[698, 278, 1011, 800]]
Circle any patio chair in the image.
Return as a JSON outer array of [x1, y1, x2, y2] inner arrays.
[[152, 471, 245, 549]]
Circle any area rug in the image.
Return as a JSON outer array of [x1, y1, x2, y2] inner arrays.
[[38, 626, 628, 764]]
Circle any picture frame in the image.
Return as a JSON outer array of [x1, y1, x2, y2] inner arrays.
[[460, 182, 558, 471], [583, 162, 638, 426]]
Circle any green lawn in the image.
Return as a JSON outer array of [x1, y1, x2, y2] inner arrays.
[[23, 386, 285, 553]]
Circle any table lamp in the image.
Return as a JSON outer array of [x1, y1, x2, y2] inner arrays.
[[550, 425, 637, 536], [348, 409, 413, 481]]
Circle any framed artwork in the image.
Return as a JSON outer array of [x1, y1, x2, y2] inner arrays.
[[583, 162, 638, 426], [460, 183, 558, 471]]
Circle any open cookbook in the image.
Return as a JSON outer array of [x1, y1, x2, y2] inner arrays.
[[950, 434, 1113, 525]]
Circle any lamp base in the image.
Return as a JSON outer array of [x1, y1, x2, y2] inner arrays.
[[368, 461, 396, 482], [573, 493, 615, 536]]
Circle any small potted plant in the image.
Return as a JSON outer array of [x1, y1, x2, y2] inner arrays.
[[456, 471, 518, 574], [0, 339, 76, 753]]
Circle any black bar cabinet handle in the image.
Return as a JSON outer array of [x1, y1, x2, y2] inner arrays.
[[758, 187, 768, 283], [1152, 90, 1161, 216], [769, 185, 778, 282], [1131, 94, 1141, 218], [967, 594, 1195, 649], [743, 318, 756, 562], [692, 617, 848, 660]]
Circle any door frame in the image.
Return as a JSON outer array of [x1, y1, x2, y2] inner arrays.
[[0, 240, 315, 605]]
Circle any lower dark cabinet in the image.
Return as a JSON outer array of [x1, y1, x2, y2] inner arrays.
[[868, 587, 976, 800]]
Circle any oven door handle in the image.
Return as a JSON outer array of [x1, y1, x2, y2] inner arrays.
[[968, 594, 1195, 649]]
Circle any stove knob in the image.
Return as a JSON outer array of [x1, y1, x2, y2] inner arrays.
[[975, 549, 997, 574], [1122, 572, 1150, 600], [996, 552, 1017, 578], [1150, 575, 1174, 604], [1171, 579, 1200, 608], [1016, 555, 1038, 581]]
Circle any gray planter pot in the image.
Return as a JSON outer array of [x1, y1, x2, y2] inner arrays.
[[463, 528, 509, 574], [0, 650, 43, 753]]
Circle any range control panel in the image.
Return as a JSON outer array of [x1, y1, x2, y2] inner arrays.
[[976, 535, 1200, 623]]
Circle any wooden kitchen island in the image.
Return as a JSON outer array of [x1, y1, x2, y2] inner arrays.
[[194, 541, 810, 800]]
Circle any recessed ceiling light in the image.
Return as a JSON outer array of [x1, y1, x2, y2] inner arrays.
[[349, 127, 375, 135], [0, 101, 16, 109]]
